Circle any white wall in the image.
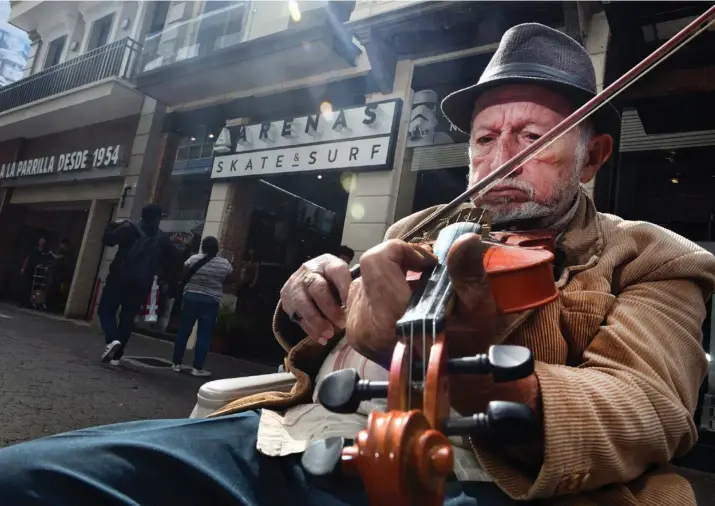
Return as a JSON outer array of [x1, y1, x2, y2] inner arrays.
[[15, 0, 149, 75]]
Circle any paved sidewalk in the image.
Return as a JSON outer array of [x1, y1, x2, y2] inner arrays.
[[0, 304, 275, 447]]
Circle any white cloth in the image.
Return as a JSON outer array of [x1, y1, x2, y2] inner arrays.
[[256, 337, 492, 482]]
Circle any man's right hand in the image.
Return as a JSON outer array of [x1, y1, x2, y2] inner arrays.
[[280, 254, 352, 344]]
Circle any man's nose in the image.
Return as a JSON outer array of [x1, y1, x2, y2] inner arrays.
[[490, 135, 523, 177]]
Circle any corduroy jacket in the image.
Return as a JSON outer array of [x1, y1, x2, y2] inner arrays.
[[212, 188, 715, 505]]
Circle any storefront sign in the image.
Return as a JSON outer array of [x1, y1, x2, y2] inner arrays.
[[211, 99, 402, 179], [0, 144, 123, 180]]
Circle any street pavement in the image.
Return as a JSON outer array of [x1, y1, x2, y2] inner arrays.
[[0, 304, 274, 447], [1, 304, 715, 504]]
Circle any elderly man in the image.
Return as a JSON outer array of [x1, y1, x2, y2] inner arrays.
[[0, 24, 713, 506]]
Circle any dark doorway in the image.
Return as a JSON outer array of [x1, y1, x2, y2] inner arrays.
[[413, 166, 469, 213], [1, 225, 55, 301], [231, 171, 351, 363]]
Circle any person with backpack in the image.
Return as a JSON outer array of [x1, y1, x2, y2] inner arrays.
[[170, 236, 233, 377], [98, 203, 176, 365]]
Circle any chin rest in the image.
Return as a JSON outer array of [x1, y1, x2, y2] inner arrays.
[[190, 372, 297, 419]]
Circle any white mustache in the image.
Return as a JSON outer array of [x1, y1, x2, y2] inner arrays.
[[483, 179, 536, 199]]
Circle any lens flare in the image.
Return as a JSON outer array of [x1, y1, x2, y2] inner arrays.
[[320, 101, 333, 115], [288, 0, 301, 22], [340, 172, 356, 193], [350, 202, 365, 220]]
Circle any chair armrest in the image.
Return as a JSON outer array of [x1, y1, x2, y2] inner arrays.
[[190, 372, 297, 418]]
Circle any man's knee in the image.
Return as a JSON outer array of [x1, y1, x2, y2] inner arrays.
[[0, 412, 264, 502]]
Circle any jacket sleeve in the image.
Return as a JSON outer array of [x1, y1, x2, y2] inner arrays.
[[473, 250, 715, 500], [103, 221, 134, 247], [102, 221, 122, 246]]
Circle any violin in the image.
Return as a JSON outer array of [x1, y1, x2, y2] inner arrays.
[[303, 216, 558, 506]]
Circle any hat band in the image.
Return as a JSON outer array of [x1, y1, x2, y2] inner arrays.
[[479, 62, 595, 94]]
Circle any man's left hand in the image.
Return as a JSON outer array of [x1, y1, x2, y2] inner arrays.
[[445, 233, 542, 417]]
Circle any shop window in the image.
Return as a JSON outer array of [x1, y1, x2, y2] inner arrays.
[[197, 1, 248, 53], [413, 166, 469, 214], [44, 36, 66, 69], [87, 14, 114, 51], [175, 128, 218, 163], [162, 175, 213, 222], [146, 1, 170, 37]]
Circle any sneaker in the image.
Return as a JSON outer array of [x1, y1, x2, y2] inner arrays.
[[102, 340, 121, 363], [171, 364, 181, 373], [109, 359, 120, 366], [191, 368, 211, 377]]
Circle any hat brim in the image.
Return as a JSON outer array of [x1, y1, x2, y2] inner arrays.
[[441, 76, 621, 141]]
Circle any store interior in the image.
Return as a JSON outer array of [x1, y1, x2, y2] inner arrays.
[[0, 202, 88, 314]]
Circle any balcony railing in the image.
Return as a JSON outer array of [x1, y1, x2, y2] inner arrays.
[[0, 38, 141, 114], [141, 2, 249, 73]]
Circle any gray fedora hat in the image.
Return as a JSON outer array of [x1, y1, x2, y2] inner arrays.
[[441, 23, 620, 138]]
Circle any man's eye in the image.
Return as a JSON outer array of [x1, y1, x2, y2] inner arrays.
[[525, 132, 541, 141], [476, 136, 493, 145]]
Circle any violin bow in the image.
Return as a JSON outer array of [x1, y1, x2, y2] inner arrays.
[[349, 4, 715, 278]]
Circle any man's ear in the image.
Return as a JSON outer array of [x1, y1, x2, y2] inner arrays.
[[580, 133, 614, 184]]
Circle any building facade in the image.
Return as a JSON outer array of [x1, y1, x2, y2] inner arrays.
[[0, 1, 175, 318]]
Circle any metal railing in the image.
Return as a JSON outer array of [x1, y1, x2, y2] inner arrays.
[[140, 2, 249, 73], [0, 38, 142, 114]]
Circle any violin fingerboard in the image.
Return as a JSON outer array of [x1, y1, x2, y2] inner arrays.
[[396, 222, 483, 337]]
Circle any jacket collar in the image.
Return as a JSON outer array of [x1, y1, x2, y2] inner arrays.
[[555, 185, 604, 280]]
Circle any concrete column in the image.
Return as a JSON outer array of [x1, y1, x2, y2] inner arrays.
[[203, 179, 258, 309], [116, 97, 168, 221], [583, 11, 610, 199], [340, 60, 416, 264], [65, 199, 114, 319]]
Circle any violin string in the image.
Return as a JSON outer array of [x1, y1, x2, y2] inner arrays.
[[408, 322, 413, 410], [405, 220, 481, 412]]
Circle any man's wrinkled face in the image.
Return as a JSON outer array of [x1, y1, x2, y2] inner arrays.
[[468, 84, 609, 225]]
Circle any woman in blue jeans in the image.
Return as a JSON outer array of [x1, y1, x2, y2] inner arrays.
[[171, 236, 233, 377]]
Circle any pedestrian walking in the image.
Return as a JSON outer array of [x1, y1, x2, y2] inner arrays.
[[171, 236, 233, 377], [98, 204, 176, 365]]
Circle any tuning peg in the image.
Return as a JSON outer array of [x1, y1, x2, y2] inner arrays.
[[442, 401, 538, 443], [301, 437, 346, 477], [317, 369, 388, 414], [447, 345, 533, 382]]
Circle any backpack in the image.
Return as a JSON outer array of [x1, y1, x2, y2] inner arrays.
[[119, 221, 162, 288]]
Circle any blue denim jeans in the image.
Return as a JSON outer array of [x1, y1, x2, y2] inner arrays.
[[0, 410, 524, 505], [172, 291, 220, 369]]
